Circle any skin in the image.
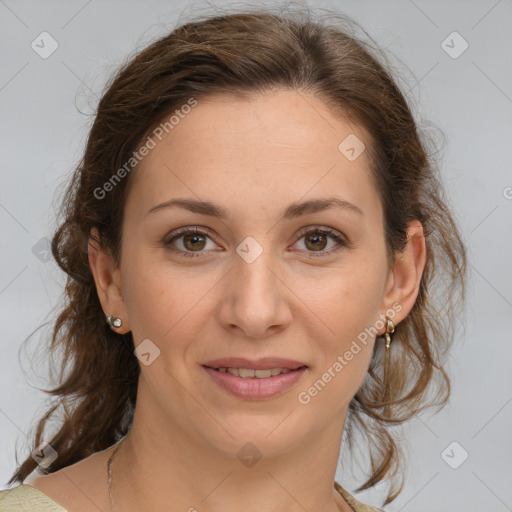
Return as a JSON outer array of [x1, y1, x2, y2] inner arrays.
[[27, 89, 426, 512]]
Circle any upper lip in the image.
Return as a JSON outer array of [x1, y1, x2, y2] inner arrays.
[[202, 357, 308, 370]]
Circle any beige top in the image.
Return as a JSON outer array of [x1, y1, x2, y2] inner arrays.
[[0, 482, 384, 511]]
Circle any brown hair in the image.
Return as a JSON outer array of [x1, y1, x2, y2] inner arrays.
[[8, 4, 466, 505]]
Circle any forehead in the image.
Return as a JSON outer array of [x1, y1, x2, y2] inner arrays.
[[126, 89, 379, 218]]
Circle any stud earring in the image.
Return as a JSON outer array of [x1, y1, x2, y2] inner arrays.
[[106, 315, 122, 329]]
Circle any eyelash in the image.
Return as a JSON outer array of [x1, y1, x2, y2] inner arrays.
[[164, 226, 350, 259]]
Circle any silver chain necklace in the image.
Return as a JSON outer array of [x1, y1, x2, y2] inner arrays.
[[106, 437, 345, 512], [106, 438, 125, 512]]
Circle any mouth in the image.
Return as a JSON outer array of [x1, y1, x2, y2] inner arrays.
[[202, 357, 308, 373], [201, 358, 309, 400], [203, 366, 308, 378]]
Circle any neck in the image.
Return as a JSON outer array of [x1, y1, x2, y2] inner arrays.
[[108, 382, 352, 512]]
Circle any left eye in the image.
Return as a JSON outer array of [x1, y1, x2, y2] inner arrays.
[[164, 226, 349, 258], [292, 227, 348, 257]]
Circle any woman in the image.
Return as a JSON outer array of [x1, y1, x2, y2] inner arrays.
[[0, 5, 466, 512]]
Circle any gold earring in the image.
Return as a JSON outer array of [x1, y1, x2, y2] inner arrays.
[[384, 318, 395, 349], [381, 316, 396, 414]]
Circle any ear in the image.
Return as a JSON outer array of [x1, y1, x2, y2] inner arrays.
[[379, 220, 427, 328], [88, 227, 131, 334]]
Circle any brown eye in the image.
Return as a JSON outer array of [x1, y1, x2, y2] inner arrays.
[[292, 226, 350, 258], [165, 226, 350, 259], [304, 232, 328, 251], [165, 227, 218, 258], [182, 232, 207, 251]]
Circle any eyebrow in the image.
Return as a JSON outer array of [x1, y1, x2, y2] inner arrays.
[[146, 196, 363, 220]]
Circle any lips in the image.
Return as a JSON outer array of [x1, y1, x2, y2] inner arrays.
[[202, 357, 308, 371], [203, 364, 308, 399]]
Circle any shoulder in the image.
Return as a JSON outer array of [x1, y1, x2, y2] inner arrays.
[[334, 481, 385, 512], [5, 445, 114, 512], [0, 484, 67, 511]]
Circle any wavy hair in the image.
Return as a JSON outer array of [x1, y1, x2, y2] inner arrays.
[[8, 5, 466, 505]]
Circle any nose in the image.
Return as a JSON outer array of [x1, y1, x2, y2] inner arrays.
[[216, 243, 292, 340]]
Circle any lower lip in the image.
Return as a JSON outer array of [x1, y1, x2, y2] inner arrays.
[[202, 366, 308, 400]]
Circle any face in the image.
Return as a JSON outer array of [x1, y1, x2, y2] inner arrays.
[[95, 89, 408, 461]]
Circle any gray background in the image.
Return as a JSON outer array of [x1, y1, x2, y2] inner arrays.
[[1, 1, 511, 511]]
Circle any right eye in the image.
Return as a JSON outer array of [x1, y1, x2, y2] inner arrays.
[[164, 227, 220, 258]]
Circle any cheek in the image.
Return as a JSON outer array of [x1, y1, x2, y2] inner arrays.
[[305, 258, 386, 342], [299, 259, 385, 400], [121, 248, 215, 349]]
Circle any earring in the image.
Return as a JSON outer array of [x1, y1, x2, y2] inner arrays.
[[381, 316, 396, 414], [384, 318, 395, 349], [106, 315, 122, 329]]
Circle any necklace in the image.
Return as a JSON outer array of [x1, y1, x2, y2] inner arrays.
[[107, 437, 346, 512], [106, 437, 126, 512]]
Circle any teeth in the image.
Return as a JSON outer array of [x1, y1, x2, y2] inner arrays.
[[216, 367, 296, 378], [239, 368, 255, 378], [255, 369, 271, 378]]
